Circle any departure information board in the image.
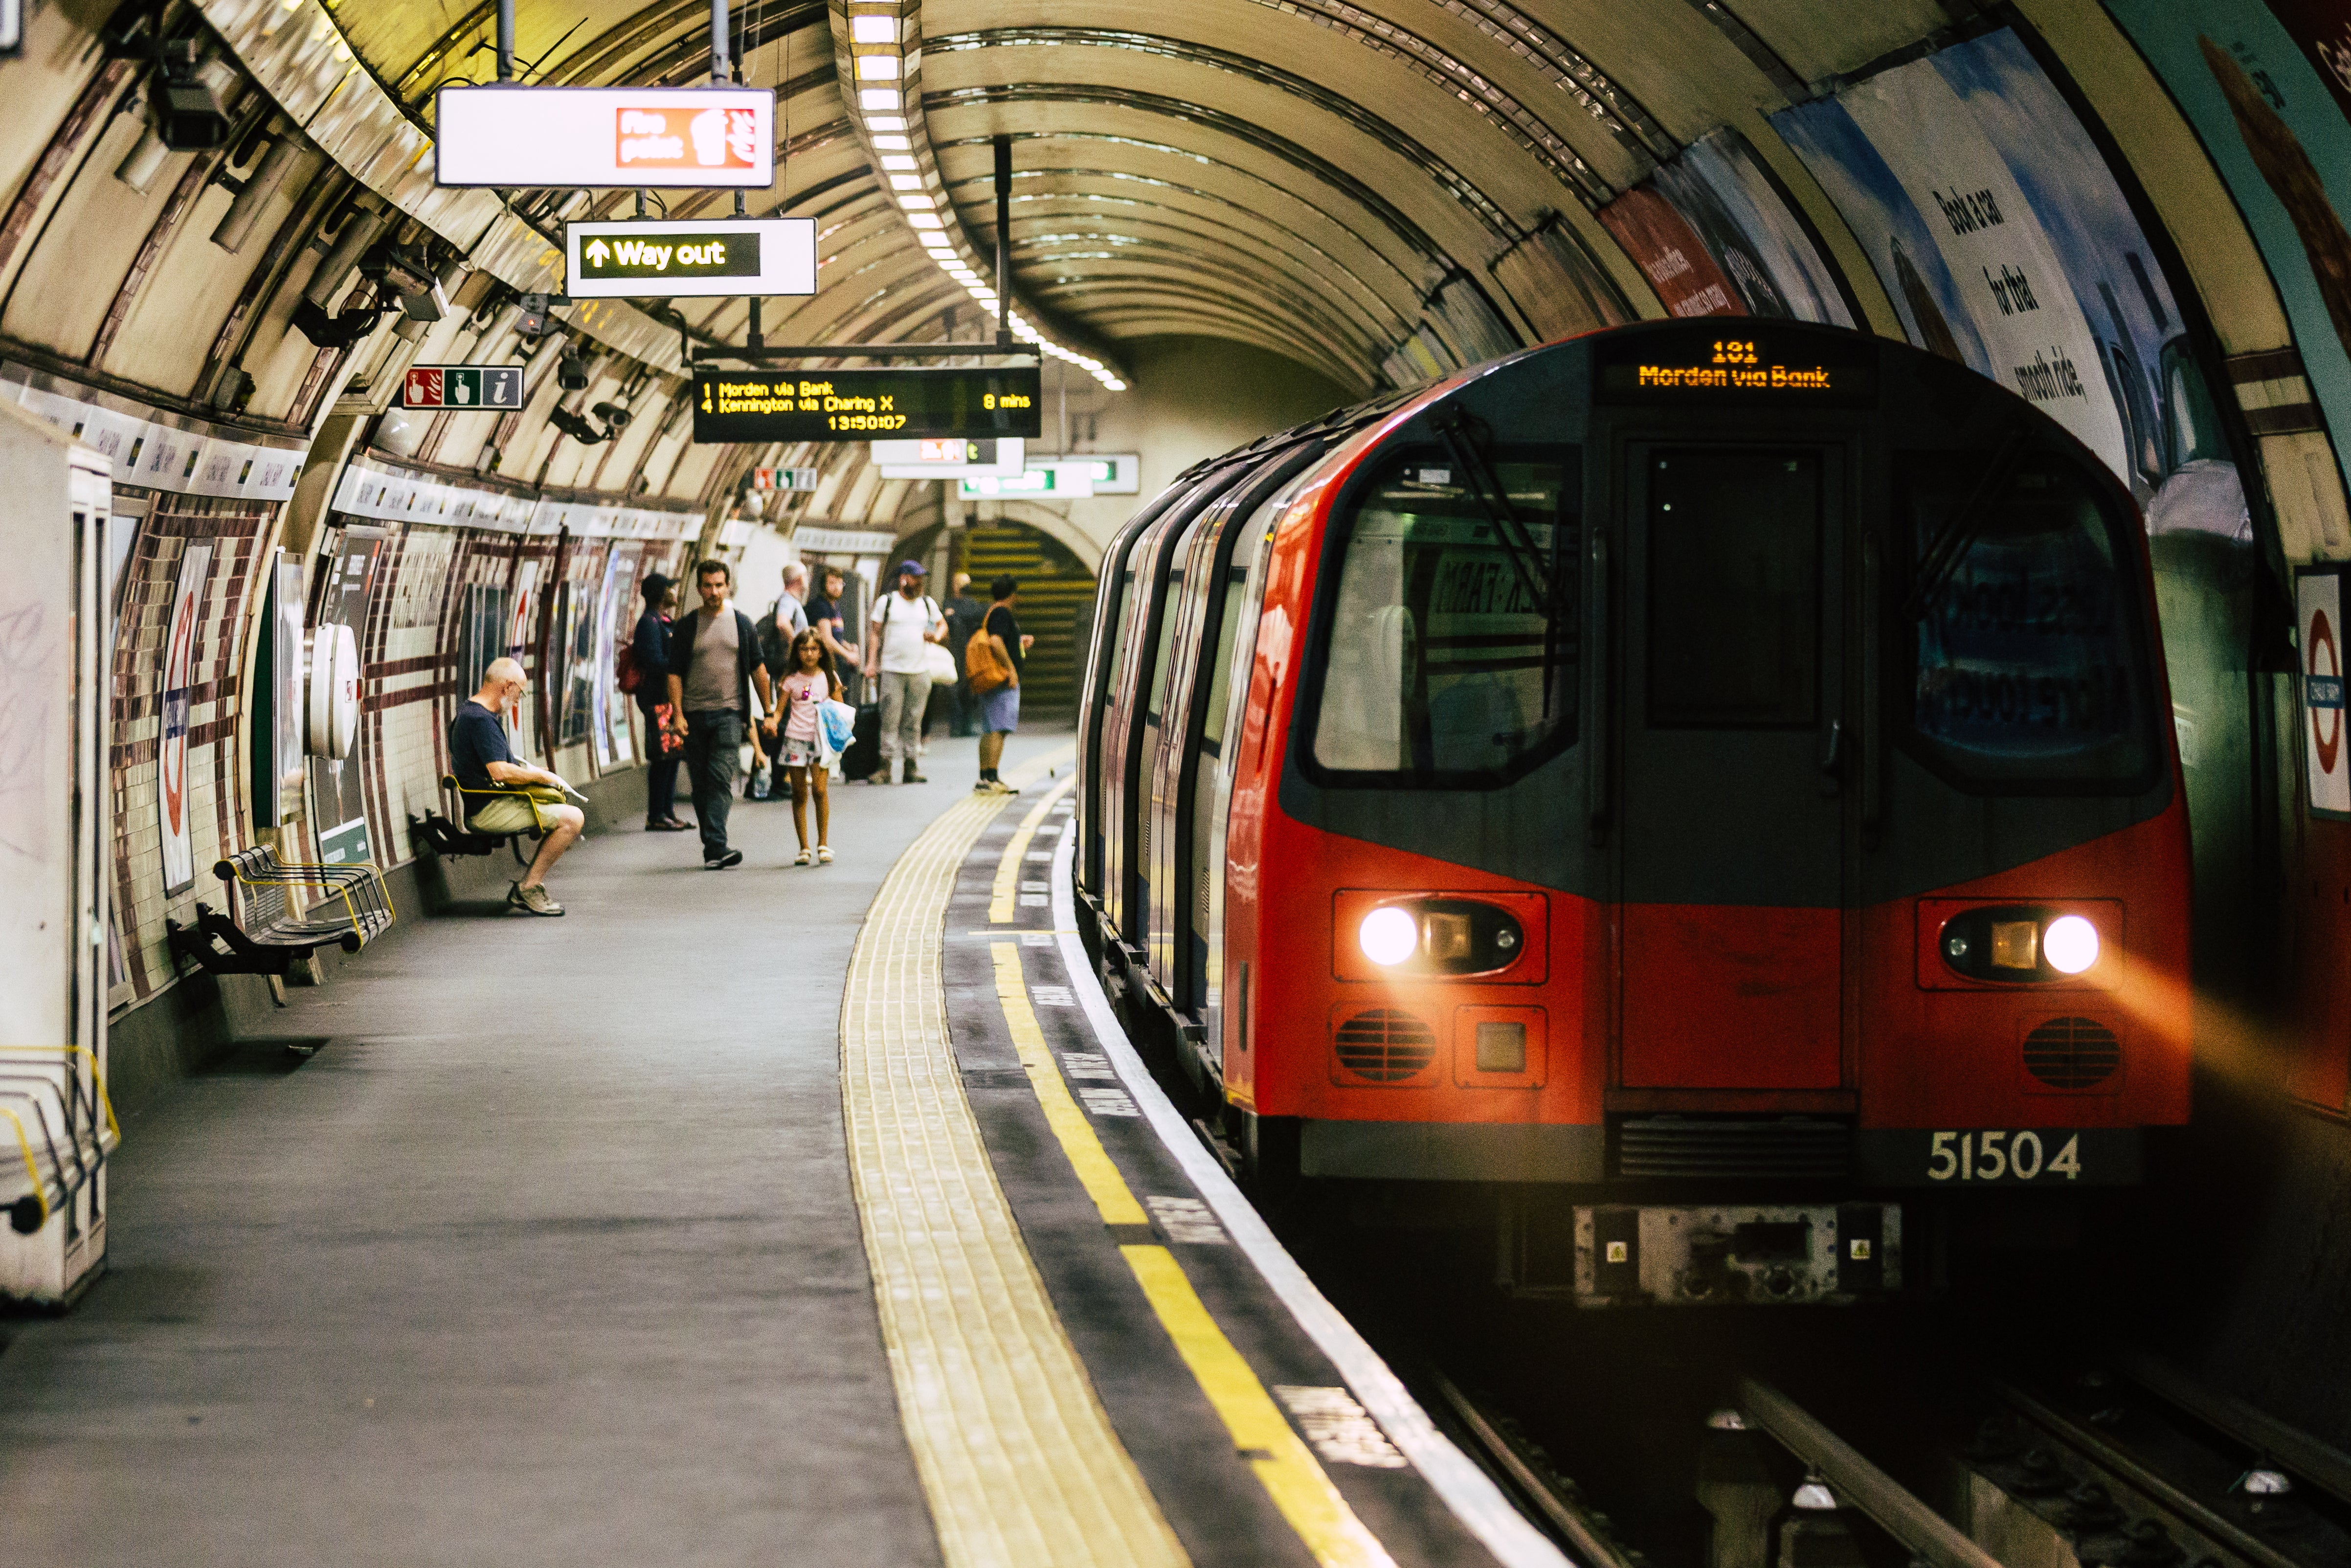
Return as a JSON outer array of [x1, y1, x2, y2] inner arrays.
[[1595, 326, 1878, 405], [692, 366, 1043, 442]]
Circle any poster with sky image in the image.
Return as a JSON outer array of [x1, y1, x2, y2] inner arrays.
[[1771, 27, 2246, 538]]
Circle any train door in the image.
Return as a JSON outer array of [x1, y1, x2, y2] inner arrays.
[[1081, 485, 1193, 903], [1129, 503, 1219, 953], [1614, 445, 1848, 1090]]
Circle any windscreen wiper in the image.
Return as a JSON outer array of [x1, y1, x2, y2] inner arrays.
[[1903, 426, 2031, 621], [1432, 411, 1555, 621]]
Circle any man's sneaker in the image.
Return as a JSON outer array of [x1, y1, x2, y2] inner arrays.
[[508, 881, 564, 916], [987, 778, 1021, 795], [902, 764, 928, 783], [705, 848, 744, 870]]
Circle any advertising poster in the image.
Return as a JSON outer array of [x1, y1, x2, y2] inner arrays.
[[2103, 0, 2351, 494], [594, 541, 639, 768], [1598, 131, 1856, 326], [506, 559, 539, 759], [309, 529, 385, 869], [157, 542, 211, 896], [1772, 28, 2249, 538], [2301, 569, 2351, 812], [274, 555, 305, 816]]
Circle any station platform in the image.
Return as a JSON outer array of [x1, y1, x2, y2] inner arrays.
[[0, 728, 1557, 1568]]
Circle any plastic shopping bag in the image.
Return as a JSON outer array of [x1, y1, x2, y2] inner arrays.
[[819, 698, 858, 755]]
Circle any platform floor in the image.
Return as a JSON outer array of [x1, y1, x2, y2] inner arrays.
[[0, 732, 1059, 1566], [0, 726, 1549, 1568]]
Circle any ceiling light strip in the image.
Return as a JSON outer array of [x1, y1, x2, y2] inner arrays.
[[829, 0, 1128, 390]]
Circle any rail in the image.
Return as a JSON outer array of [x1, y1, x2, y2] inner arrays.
[[1430, 1370, 1646, 1568], [1735, 1375, 2004, 1568]]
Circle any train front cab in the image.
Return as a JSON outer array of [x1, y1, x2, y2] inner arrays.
[[1076, 321, 2191, 1307]]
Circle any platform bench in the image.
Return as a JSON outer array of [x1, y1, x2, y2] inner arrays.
[[165, 845, 395, 978]]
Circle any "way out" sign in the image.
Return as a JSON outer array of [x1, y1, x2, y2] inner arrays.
[[564, 217, 817, 300]]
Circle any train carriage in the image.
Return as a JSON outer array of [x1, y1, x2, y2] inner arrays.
[[1075, 320, 2192, 1306]]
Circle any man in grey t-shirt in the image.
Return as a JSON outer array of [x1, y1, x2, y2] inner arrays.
[[665, 559, 772, 868]]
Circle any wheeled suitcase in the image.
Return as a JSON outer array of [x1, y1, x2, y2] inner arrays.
[[841, 701, 882, 780]]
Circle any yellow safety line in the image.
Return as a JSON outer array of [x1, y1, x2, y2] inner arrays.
[[0, 1105, 49, 1224], [992, 774, 1078, 922], [985, 929, 1395, 1568], [992, 942, 1147, 1224], [1123, 1246, 1399, 1568], [841, 784, 1187, 1568]]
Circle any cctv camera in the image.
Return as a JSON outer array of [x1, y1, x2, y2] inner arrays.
[[557, 351, 589, 392], [592, 401, 630, 430]]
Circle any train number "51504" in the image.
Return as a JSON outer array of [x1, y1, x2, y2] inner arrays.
[[1926, 1129, 2080, 1182]]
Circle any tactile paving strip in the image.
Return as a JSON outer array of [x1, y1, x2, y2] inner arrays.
[[841, 761, 1189, 1568]]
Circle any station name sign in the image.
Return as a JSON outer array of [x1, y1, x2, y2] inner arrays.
[[436, 86, 774, 189], [402, 365, 525, 410], [565, 218, 816, 299], [692, 367, 1043, 443], [1595, 331, 1878, 406]]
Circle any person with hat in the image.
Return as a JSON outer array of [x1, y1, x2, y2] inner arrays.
[[630, 571, 692, 832], [864, 559, 947, 784]]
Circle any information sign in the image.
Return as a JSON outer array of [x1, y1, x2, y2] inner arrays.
[[692, 366, 1042, 442], [403, 365, 526, 410], [873, 437, 1025, 478], [436, 86, 774, 189], [752, 467, 820, 492], [565, 218, 815, 299], [1, 0, 22, 57]]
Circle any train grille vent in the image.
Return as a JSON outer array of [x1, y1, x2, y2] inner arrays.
[[2024, 1017, 2121, 1089], [1615, 1117, 1850, 1181], [1334, 1008, 1436, 1082]]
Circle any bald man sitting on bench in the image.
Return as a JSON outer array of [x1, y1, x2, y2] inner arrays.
[[450, 657, 585, 916]]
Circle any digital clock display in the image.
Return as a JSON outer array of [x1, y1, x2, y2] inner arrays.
[[691, 366, 1043, 443], [1595, 329, 1878, 405]]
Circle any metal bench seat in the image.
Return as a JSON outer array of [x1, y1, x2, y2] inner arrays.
[[165, 845, 396, 978]]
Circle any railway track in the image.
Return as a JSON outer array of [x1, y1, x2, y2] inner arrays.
[[1434, 1348, 2351, 1568]]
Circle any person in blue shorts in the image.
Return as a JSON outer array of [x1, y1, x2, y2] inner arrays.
[[974, 576, 1031, 795]]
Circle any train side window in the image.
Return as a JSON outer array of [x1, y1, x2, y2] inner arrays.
[[1311, 449, 1579, 781], [1647, 448, 1822, 728], [1900, 452, 2160, 790], [1145, 568, 1187, 722], [1203, 493, 1286, 749]]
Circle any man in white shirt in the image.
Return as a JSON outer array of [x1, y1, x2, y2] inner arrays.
[[864, 559, 946, 784]]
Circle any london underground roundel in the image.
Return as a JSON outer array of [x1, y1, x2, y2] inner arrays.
[[2300, 572, 2351, 813]]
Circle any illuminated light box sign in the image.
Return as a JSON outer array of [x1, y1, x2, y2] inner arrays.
[[873, 437, 1025, 478], [1595, 329, 1878, 406], [692, 366, 1043, 442], [403, 365, 525, 410], [565, 218, 815, 299], [435, 86, 774, 188], [752, 466, 819, 493]]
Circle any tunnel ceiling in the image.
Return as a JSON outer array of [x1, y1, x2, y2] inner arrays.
[[341, 0, 1969, 395]]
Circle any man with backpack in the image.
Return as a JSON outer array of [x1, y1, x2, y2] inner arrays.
[[863, 559, 947, 784], [664, 559, 775, 867]]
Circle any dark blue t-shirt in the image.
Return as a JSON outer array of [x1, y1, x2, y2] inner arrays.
[[449, 700, 513, 792]]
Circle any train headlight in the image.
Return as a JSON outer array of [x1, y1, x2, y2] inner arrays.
[[2043, 915, 2100, 975], [1359, 906, 1419, 966], [1937, 904, 2109, 982]]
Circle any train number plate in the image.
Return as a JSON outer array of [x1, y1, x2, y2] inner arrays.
[[1853, 1128, 2142, 1187]]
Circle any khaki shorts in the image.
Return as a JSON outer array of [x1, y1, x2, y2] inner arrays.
[[467, 795, 542, 834]]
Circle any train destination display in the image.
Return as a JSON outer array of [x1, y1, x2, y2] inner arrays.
[[692, 367, 1042, 442], [1596, 330, 1878, 404]]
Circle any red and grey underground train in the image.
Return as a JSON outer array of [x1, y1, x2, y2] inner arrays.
[[1073, 319, 2191, 1306]]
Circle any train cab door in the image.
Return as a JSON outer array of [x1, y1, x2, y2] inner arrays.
[[1612, 444, 1849, 1091]]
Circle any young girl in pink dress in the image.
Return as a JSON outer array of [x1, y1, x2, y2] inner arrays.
[[765, 628, 843, 865]]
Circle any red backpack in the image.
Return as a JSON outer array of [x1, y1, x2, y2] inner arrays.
[[616, 641, 643, 693]]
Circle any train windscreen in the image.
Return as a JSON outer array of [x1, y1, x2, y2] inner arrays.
[[1902, 451, 2161, 790], [1312, 451, 1579, 781]]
